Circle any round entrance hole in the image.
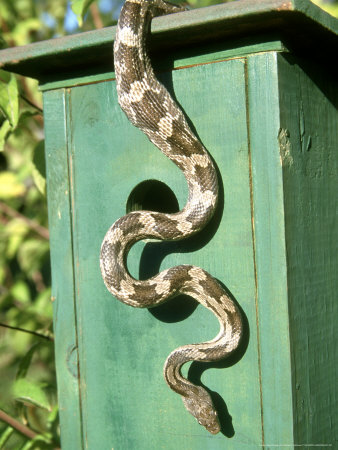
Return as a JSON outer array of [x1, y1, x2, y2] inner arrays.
[[126, 179, 180, 214]]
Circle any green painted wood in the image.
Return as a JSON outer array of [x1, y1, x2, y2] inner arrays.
[[247, 53, 294, 446], [60, 57, 262, 449], [0, 0, 336, 81], [247, 51, 338, 447], [41, 47, 338, 448], [277, 54, 338, 447], [43, 89, 83, 449]]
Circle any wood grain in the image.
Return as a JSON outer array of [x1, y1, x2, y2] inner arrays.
[[43, 89, 83, 449]]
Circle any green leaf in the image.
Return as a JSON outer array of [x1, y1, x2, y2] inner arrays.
[[20, 436, 53, 450], [0, 117, 12, 150], [31, 141, 46, 195], [0, 3, 12, 23], [47, 404, 59, 429], [16, 343, 41, 380], [0, 70, 19, 128], [0, 171, 26, 198], [5, 218, 29, 259], [5, 218, 29, 237], [71, 0, 95, 26], [13, 378, 51, 411], [17, 239, 50, 277], [29, 287, 53, 319], [0, 426, 14, 448], [7, 233, 25, 259], [311, 0, 338, 17], [0, 36, 7, 50], [10, 280, 31, 304], [9, 18, 42, 46], [18, 110, 40, 123]]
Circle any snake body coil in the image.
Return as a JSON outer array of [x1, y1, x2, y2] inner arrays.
[[100, 0, 243, 434]]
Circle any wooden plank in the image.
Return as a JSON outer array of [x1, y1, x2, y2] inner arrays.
[[0, 0, 336, 80], [247, 52, 294, 446], [43, 89, 83, 449], [278, 53, 338, 447], [66, 57, 262, 448], [38, 37, 286, 92]]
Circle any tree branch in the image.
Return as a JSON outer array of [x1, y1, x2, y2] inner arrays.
[[0, 323, 53, 341], [0, 201, 49, 240], [0, 409, 37, 440], [90, 3, 104, 29], [18, 77, 44, 127], [20, 94, 43, 114]]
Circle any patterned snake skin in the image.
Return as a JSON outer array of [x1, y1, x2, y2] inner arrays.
[[100, 0, 243, 434]]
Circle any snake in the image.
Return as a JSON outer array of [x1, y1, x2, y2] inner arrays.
[[100, 0, 243, 435]]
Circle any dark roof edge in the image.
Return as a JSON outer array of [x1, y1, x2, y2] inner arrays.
[[0, 0, 336, 80]]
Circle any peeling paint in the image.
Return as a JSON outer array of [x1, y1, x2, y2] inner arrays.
[[277, 1, 293, 11]]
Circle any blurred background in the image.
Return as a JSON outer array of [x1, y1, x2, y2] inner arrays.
[[0, 0, 337, 448]]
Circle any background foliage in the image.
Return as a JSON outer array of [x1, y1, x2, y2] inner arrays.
[[0, 0, 337, 448]]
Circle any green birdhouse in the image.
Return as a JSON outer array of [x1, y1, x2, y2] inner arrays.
[[0, 0, 337, 448]]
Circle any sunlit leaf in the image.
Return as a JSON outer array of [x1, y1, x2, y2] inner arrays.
[[10, 280, 31, 304], [11, 0, 33, 20], [0, 118, 12, 150], [0, 70, 19, 127], [6, 218, 30, 258], [7, 18, 42, 46], [29, 288, 53, 319], [20, 434, 53, 450], [0, 3, 11, 22], [13, 378, 51, 411], [0, 171, 25, 198], [31, 141, 46, 195], [6, 232, 25, 259], [311, 0, 338, 17], [71, 0, 95, 26], [17, 239, 50, 276], [5, 218, 29, 237], [0, 426, 14, 448], [47, 404, 59, 429]]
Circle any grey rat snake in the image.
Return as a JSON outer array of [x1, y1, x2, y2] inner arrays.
[[100, 0, 243, 434]]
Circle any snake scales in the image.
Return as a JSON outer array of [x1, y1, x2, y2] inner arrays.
[[100, 0, 243, 434]]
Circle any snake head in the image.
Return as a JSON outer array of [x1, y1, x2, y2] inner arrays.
[[182, 387, 221, 434]]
